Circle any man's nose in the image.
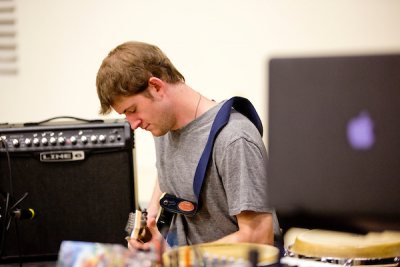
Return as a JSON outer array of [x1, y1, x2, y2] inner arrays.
[[125, 114, 141, 130]]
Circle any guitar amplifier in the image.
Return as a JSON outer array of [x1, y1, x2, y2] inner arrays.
[[0, 118, 137, 263]]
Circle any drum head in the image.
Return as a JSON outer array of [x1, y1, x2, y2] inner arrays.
[[288, 229, 400, 259]]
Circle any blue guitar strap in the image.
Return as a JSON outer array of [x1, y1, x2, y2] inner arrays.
[[192, 96, 263, 208]]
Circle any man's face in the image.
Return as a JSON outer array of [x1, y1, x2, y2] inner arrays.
[[112, 91, 174, 137]]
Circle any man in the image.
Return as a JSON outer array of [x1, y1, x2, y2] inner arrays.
[[96, 41, 279, 250]]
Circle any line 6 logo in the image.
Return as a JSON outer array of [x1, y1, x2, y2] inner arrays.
[[40, 151, 85, 162]]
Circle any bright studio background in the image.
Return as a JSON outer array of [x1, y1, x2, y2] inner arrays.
[[1, 0, 400, 207]]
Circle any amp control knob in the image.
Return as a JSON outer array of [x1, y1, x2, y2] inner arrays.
[[81, 136, 88, 144], [41, 137, 48, 146], [33, 138, 40, 146], [90, 135, 97, 144], [58, 136, 66, 145], [70, 136, 77, 145], [25, 138, 32, 147], [12, 139, 20, 148], [99, 135, 106, 143], [49, 137, 57, 146]]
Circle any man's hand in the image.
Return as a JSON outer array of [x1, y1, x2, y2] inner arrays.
[[127, 216, 166, 251], [127, 178, 166, 251]]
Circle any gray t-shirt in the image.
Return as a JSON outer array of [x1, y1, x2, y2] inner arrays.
[[154, 100, 277, 246]]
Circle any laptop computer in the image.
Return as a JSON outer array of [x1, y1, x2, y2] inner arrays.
[[267, 54, 400, 233]]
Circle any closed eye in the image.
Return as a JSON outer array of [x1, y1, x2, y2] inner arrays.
[[123, 105, 136, 115]]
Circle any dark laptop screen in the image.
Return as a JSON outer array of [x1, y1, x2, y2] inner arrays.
[[268, 54, 400, 233]]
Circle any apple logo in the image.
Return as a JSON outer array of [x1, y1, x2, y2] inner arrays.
[[347, 110, 375, 150]]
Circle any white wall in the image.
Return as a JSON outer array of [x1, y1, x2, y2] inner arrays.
[[1, 0, 400, 207]]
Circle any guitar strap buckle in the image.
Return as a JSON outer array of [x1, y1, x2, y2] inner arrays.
[[159, 193, 197, 216], [156, 193, 197, 237]]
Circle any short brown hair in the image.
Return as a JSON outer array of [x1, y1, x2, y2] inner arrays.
[[96, 41, 185, 114]]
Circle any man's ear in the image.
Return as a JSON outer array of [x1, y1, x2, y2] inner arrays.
[[147, 77, 166, 101], [148, 77, 165, 94]]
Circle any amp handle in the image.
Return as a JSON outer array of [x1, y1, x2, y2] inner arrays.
[[23, 116, 104, 127]]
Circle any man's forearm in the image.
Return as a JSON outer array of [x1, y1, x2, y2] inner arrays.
[[146, 178, 163, 219], [214, 211, 274, 245]]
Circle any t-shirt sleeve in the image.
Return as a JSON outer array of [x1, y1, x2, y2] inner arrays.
[[218, 137, 273, 216]]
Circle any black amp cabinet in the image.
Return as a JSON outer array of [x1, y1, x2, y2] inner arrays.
[[0, 119, 136, 263]]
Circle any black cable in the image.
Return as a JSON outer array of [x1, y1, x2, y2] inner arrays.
[[0, 138, 12, 258], [7, 193, 28, 231], [0, 138, 13, 196], [0, 138, 23, 266], [9, 192, 28, 212], [0, 193, 10, 258]]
